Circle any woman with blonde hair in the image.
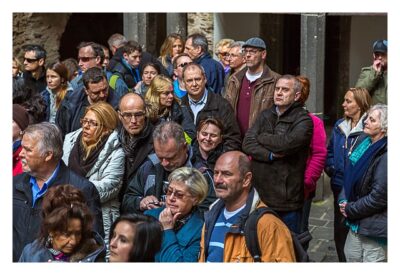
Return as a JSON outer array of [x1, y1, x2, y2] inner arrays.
[[158, 33, 185, 77], [145, 74, 195, 142], [325, 87, 372, 261], [41, 61, 74, 123], [215, 38, 234, 75], [62, 101, 125, 256], [145, 167, 208, 262]]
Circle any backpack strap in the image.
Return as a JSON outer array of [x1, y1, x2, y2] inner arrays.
[[244, 207, 277, 262], [109, 74, 120, 90]]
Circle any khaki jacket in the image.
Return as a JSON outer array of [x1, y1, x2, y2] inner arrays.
[[224, 65, 280, 128], [198, 190, 295, 262]]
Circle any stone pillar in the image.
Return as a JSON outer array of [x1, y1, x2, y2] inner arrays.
[[123, 13, 150, 50], [300, 13, 326, 115], [300, 13, 326, 201], [167, 13, 187, 37]]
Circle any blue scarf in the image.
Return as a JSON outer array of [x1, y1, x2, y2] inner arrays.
[[343, 136, 387, 201], [13, 140, 21, 153]]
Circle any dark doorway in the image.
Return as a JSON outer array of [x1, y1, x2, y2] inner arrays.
[[59, 13, 123, 60]]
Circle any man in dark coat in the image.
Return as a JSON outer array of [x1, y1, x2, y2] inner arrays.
[[184, 33, 225, 94], [121, 121, 216, 215], [13, 122, 104, 262], [20, 44, 47, 94], [117, 93, 154, 202], [181, 63, 241, 152], [243, 74, 313, 234]]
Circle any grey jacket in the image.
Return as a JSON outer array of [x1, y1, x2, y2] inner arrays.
[[62, 129, 125, 248]]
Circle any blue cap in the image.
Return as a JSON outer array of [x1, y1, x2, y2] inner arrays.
[[373, 39, 387, 53]]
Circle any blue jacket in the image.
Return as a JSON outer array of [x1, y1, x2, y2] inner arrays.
[[145, 206, 204, 262], [19, 232, 106, 262], [325, 116, 365, 190], [196, 52, 225, 94]]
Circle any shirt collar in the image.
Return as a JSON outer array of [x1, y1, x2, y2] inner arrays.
[[189, 88, 208, 106]]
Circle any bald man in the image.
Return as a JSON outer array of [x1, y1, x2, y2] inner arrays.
[[117, 93, 154, 202], [199, 151, 295, 262]]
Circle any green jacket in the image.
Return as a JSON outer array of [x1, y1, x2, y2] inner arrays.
[[355, 65, 387, 104]]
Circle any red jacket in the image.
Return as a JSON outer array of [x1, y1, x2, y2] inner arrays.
[[304, 113, 327, 199], [13, 145, 23, 177]]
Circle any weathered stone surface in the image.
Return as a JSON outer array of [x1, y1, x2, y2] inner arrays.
[[187, 13, 214, 54], [13, 13, 71, 65]]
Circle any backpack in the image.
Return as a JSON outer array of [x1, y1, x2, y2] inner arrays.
[[244, 207, 312, 262]]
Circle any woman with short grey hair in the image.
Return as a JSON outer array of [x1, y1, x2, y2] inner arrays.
[[145, 167, 208, 262], [339, 103, 388, 262]]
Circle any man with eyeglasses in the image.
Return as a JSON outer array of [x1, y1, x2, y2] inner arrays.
[[181, 63, 241, 152], [20, 44, 47, 94], [172, 53, 193, 98], [71, 41, 128, 99], [121, 121, 216, 216], [56, 67, 118, 137], [117, 93, 154, 203], [184, 33, 225, 94], [355, 39, 388, 104], [221, 41, 246, 96], [224, 37, 280, 139]]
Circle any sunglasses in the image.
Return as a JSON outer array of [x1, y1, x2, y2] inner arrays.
[[178, 62, 189, 68], [24, 58, 39, 63], [78, 56, 96, 62]]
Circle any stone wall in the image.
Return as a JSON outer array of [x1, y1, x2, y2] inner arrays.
[[187, 13, 214, 54], [13, 13, 71, 65]]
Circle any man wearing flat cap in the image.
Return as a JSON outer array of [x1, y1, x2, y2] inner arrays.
[[356, 39, 388, 104], [224, 37, 280, 138]]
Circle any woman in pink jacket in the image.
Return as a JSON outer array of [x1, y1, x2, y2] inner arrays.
[[296, 76, 327, 246]]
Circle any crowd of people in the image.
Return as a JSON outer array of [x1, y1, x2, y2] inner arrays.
[[12, 31, 387, 263]]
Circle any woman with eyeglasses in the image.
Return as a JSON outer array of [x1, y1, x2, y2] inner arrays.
[[325, 87, 371, 262], [41, 62, 74, 123], [19, 184, 106, 262], [191, 117, 224, 171], [215, 38, 234, 76], [145, 74, 196, 143], [134, 62, 160, 97], [158, 33, 185, 77], [144, 167, 208, 262], [62, 101, 125, 257]]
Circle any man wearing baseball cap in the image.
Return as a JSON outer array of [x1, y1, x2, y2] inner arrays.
[[355, 39, 387, 104], [224, 37, 280, 138]]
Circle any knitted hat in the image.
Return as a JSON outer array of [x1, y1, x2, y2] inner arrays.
[[13, 104, 30, 131]]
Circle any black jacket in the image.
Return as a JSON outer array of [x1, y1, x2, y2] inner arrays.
[[243, 102, 313, 211], [13, 161, 104, 262], [117, 120, 154, 202], [340, 135, 387, 238], [181, 91, 242, 152], [121, 147, 216, 216]]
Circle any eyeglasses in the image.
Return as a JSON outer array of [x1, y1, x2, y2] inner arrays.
[[177, 62, 189, 69], [118, 111, 145, 121], [243, 49, 262, 55], [80, 118, 100, 128], [164, 187, 191, 200], [78, 56, 97, 62], [24, 57, 39, 63], [219, 52, 229, 57], [227, 53, 241, 58]]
